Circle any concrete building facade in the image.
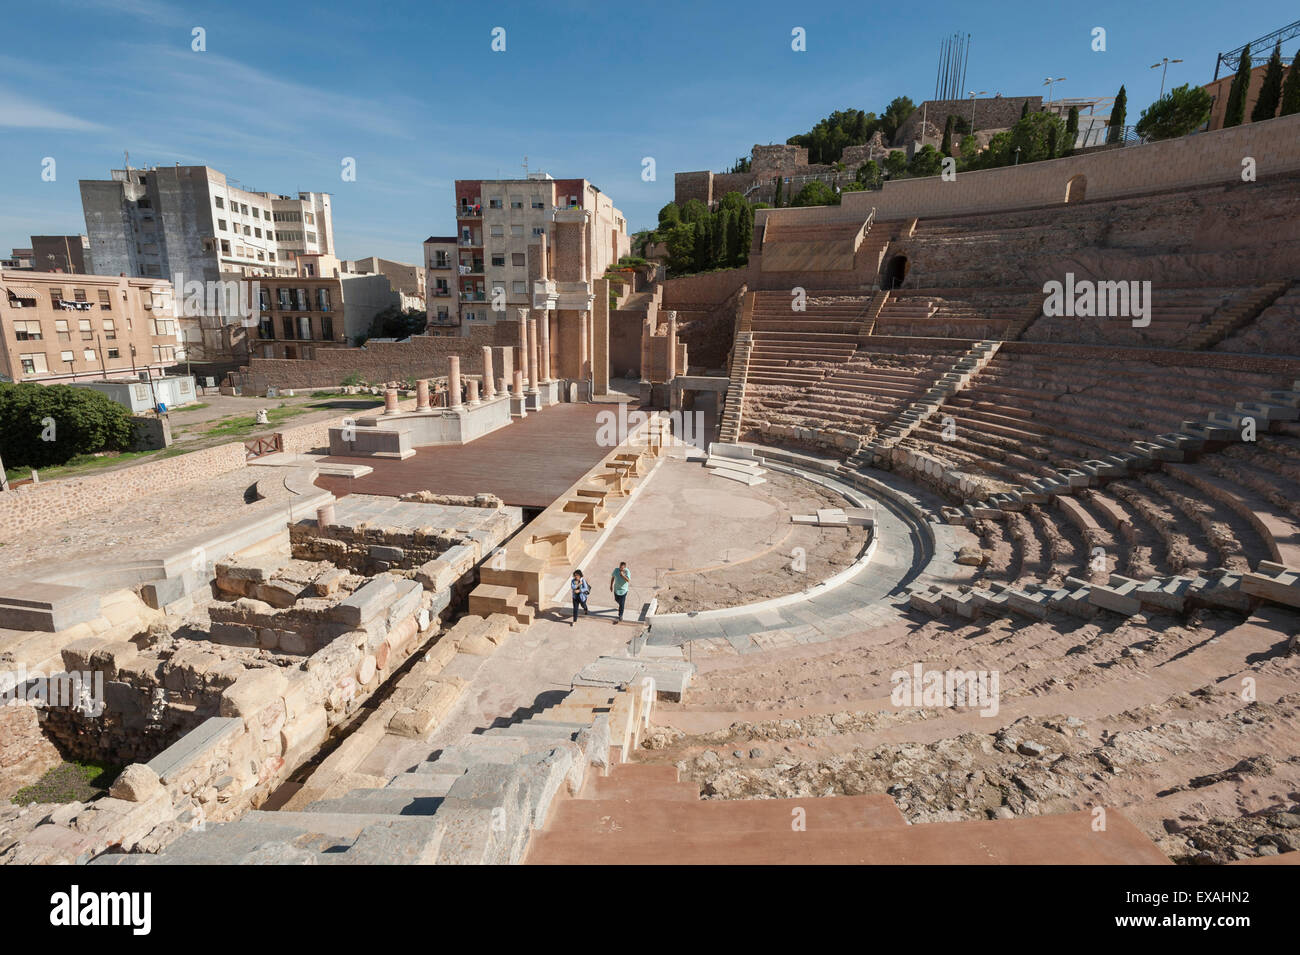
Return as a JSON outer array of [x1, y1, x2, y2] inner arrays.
[[0, 271, 180, 384], [423, 236, 459, 334], [29, 235, 89, 274]]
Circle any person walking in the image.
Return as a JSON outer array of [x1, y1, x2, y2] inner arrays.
[[570, 569, 590, 626], [609, 561, 630, 624]]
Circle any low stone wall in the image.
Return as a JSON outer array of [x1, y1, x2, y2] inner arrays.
[[0, 442, 248, 545]]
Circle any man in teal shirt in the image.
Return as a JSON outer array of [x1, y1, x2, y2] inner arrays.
[[610, 562, 630, 624]]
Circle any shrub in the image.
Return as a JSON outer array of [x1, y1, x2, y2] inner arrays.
[[0, 383, 134, 469]]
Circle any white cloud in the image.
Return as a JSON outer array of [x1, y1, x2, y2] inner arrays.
[[0, 91, 104, 131]]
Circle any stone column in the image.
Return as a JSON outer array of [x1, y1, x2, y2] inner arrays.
[[316, 503, 335, 528], [527, 318, 540, 395], [448, 356, 463, 410], [416, 379, 430, 411], [384, 387, 398, 414], [539, 311, 552, 382], [497, 376, 507, 395], [513, 368, 524, 395], [577, 309, 590, 381], [481, 346, 496, 399], [516, 308, 530, 386], [666, 310, 678, 381], [468, 378, 480, 404]]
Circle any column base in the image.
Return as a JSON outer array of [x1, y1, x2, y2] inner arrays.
[[510, 395, 528, 417], [524, 390, 544, 412], [537, 380, 560, 407]]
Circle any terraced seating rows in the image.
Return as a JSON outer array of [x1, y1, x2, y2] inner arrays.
[[1216, 285, 1300, 354], [873, 288, 1038, 340], [1022, 285, 1256, 349], [745, 290, 871, 390]]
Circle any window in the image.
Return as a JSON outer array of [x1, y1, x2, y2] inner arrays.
[[152, 345, 175, 362], [252, 208, 260, 219], [55, 319, 70, 342], [240, 203, 248, 215], [221, 240, 230, 254], [304, 212, 314, 225], [306, 232, 317, 245], [281, 316, 295, 339], [510, 225, 524, 238], [297, 315, 311, 340], [50, 288, 63, 305], [511, 200, 523, 209], [254, 228, 262, 238], [215, 196, 224, 209], [512, 281, 527, 294], [295, 289, 308, 311], [218, 219, 227, 231], [83, 349, 96, 362], [152, 319, 175, 336], [531, 200, 545, 209], [60, 350, 74, 363], [321, 315, 333, 340], [73, 289, 87, 303], [278, 288, 290, 308], [243, 225, 251, 236], [103, 319, 116, 340], [317, 287, 331, 311], [489, 198, 503, 209], [79, 318, 93, 340], [491, 253, 506, 267], [532, 227, 545, 237], [512, 252, 526, 267], [20, 353, 48, 374], [490, 225, 504, 237], [14, 320, 42, 341]]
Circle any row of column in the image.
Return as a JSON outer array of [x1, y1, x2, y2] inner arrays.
[[380, 336, 543, 414]]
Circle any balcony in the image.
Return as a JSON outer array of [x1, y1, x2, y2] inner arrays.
[[432, 288, 451, 297], [458, 261, 484, 275], [458, 236, 482, 248], [460, 291, 486, 302], [457, 205, 483, 218]]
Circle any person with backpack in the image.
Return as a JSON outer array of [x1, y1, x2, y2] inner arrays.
[[570, 569, 590, 625], [610, 561, 630, 624]]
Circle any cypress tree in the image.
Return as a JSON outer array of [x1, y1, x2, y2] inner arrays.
[[1020, 100, 1030, 119], [773, 175, 783, 208], [1252, 41, 1285, 121], [1064, 105, 1079, 151], [1107, 85, 1127, 143], [940, 115, 954, 155], [1224, 50, 1252, 127], [1281, 47, 1300, 116]]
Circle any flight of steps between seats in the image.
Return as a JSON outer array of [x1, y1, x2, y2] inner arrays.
[[718, 332, 753, 444], [523, 767, 1169, 864], [851, 340, 1000, 466]]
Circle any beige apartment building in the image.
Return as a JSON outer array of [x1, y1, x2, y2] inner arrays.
[[0, 271, 180, 384], [423, 236, 458, 334], [450, 173, 629, 337], [343, 256, 426, 310]]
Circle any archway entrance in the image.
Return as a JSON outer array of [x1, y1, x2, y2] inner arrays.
[[1065, 174, 1087, 203], [883, 254, 909, 290]]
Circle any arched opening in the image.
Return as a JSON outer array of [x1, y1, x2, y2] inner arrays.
[[883, 254, 909, 290], [1065, 174, 1087, 204]]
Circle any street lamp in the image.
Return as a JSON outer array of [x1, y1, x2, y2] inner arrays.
[[1043, 77, 1066, 106], [1150, 58, 1183, 98], [968, 90, 987, 133]]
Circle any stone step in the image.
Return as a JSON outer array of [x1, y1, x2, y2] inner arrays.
[[304, 789, 450, 816], [546, 793, 905, 835]]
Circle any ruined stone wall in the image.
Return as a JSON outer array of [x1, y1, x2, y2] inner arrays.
[[242, 324, 515, 394], [662, 267, 753, 307], [843, 111, 1300, 220]]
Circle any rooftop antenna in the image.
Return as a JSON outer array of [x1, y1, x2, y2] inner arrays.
[[522, 155, 529, 177], [124, 150, 131, 172]]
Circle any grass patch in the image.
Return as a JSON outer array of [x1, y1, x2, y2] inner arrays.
[[12, 760, 118, 805], [198, 403, 314, 439], [5, 448, 166, 483]]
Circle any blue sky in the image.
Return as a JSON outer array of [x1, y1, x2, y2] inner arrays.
[[0, 0, 1292, 264]]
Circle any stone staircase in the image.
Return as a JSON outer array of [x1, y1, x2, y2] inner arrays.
[[718, 332, 752, 443], [857, 289, 890, 338], [466, 583, 534, 626], [1185, 280, 1292, 351], [851, 340, 1000, 465], [1000, 300, 1046, 342]]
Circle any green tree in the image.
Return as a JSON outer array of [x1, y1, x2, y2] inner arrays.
[[1282, 47, 1300, 116], [772, 175, 783, 207], [679, 198, 710, 226], [1020, 100, 1030, 120], [880, 96, 917, 141], [787, 108, 881, 163], [657, 202, 681, 229], [856, 160, 881, 188], [1107, 85, 1128, 143], [1009, 111, 1066, 163], [958, 131, 980, 165], [691, 216, 713, 272], [1224, 51, 1252, 127], [1064, 106, 1079, 151], [791, 181, 837, 207], [940, 114, 954, 155], [1135, 83, 1214, 140], [663, 223, 696, 274], [908, 144, 944, 177], [883, 150, 908, 176], [0, 383, 134, 470], [372, 306, 428, 338], [1252, 41, 1285, 121]]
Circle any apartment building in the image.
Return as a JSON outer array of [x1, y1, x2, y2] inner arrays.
[[0, 271, 180, 384], [247, 257, 398, 359], [451, 173, 628, 336], [423, 236, 458, 334], [29, 235, 89, 274], [343, 256, 426, 310], [3, 249, 34, 270]]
